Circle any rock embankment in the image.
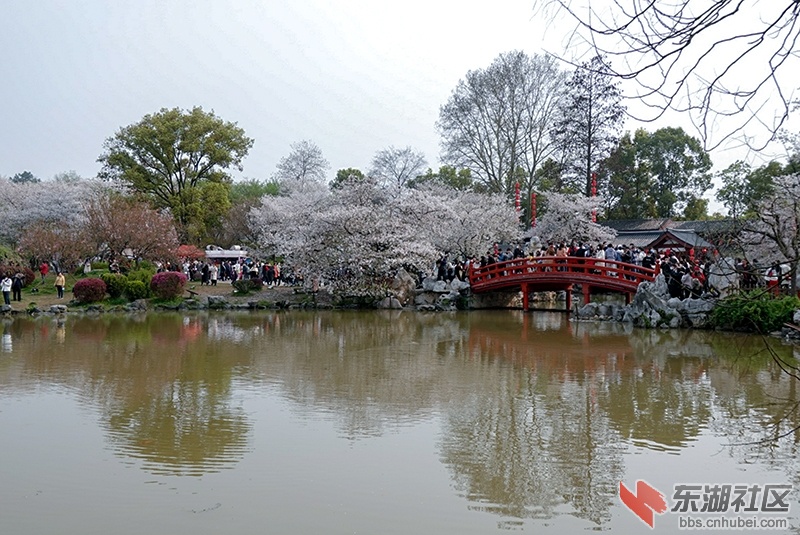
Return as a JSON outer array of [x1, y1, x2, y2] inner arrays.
[[574, 274, 717, 328]]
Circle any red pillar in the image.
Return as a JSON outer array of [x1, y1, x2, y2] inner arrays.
[[566, 284, 573, 312], [522, 283, 529, 311], [583, 284, 591, 305]]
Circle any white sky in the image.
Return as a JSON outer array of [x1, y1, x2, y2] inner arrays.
[[0, 0, 787, 197]]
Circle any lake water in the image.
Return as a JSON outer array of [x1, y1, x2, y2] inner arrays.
[[1, 311, 798, 534]]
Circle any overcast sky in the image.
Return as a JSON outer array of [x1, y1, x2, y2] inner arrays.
[[0, 0, 783, 190]]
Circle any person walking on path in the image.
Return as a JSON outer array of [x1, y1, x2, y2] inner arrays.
[[54, 272, 66, 299], [1, 275, 12, 305]]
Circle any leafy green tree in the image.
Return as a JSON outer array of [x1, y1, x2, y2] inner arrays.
[[213, 179, 280, 249], [600, 133, 655, 219], [11, 171, 40, 184], [98, 106, 254, 243], [531, 158, 565, 193], [717, 160, 783, 219], [330, 168, 365, 190], [408, 166, 473, 191], [639, 127, 712, 216], [230, 179, 280, 203], [682, 197, 709, 220], [602, 127, 712, 218]]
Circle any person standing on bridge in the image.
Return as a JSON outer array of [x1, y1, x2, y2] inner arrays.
[[604, 244, 619, 276]]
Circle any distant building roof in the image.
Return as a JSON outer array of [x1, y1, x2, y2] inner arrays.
[[611, 231, 664, 248], [602, 219, 674, 232], [204, 246, 248, 259], [648, 229, 715, 250], [671, 219, 739, 234]]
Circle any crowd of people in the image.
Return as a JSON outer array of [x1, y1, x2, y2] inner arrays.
[[160, 259, 303, 288]]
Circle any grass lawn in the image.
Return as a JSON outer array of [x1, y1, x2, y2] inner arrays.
[[10, 272, 289, 312]]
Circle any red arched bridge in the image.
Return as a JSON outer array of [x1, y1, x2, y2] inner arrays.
[[468, 256, 658, 311]]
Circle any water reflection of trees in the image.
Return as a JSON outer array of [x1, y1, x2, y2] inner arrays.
[[2, 311, 799, 522], [3, 314, 252, 476], [438, 314, 800, 526], [101, 317, 252, 476]]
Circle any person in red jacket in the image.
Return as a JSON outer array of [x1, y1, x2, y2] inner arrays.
[[39, 262, 49, 281]]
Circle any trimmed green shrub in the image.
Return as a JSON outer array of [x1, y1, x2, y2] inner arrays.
[[709, 291, 800, 333], [91, 261, 109, 271], [101, 273, 128, 299], [137, 260, 156, 272], [126, 268, 155, 297], [150, 271, 187, 300], [124, 280, 149, 301], [232, 278, 262, 294], [72, 278, 107, 303]]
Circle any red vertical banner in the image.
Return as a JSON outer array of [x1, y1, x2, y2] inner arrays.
[[591, 172, 597, 223], [531, 192, 537, 228]]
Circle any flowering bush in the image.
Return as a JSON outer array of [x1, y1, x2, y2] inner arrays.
[[124, 280, 149, 301], [72, 278, 107, 303], [0, 265, 35, 286], [150, 271, 187, 300]]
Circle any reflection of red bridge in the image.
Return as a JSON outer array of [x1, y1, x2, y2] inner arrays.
[[468, 256, 658, 311]]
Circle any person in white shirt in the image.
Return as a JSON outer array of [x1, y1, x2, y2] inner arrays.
[[1, 275, 12, 305]]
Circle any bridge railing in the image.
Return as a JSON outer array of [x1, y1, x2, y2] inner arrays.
[[468, 256, 658, 290]]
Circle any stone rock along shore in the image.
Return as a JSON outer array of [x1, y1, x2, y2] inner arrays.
[[573, 273, 717, 329]]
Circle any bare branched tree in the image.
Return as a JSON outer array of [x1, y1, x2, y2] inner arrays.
[[536, 0, 800, 150], [369, 146, 427, 189], [438, 51, 566, 196], [273, 140, 330, 194]]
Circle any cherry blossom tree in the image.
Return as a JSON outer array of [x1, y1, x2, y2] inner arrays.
[[17, 222, 92, 273], [0, 178, 101, 244], [532, 192, 616, 245], [250, 180, 520, 292], [82, 194, 180, 264], [412, 185, 521, 258], [739, 174, 800, 293]]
